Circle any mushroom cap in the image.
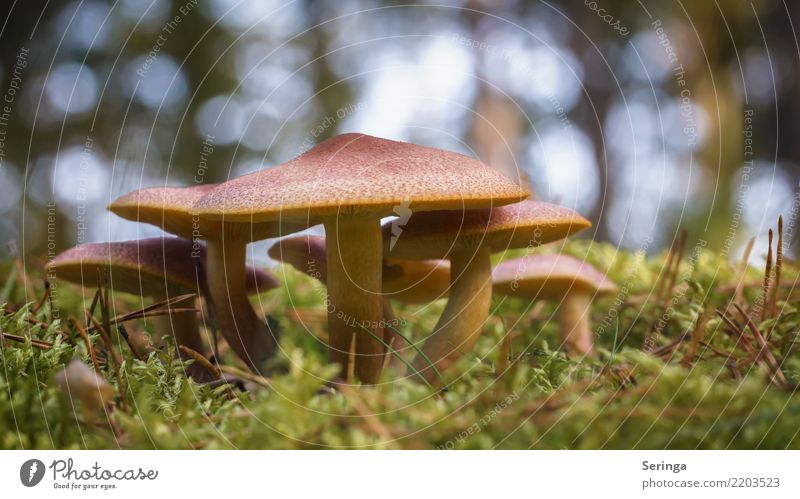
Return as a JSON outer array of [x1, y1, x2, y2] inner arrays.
[[383, 200, 590, 260], [194, 133, 529, 223], [47, 237, 277, 298], [268, 235, 450, 303], [109, 184, 306, 241], [492, 254, 618, 299]]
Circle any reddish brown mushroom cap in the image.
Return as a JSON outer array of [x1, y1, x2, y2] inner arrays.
[[47, 237, 277, 297], [194, 133, 530, 223], [109, 184, 214, 239], [109, 184, 305, 241], [384, 200, 591, 260], [492, 254, 618, 299]]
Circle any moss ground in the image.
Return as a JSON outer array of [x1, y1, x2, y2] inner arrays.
[[2, 239, 799, 449]]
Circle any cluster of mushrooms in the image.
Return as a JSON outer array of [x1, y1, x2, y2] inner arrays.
[[49, 133, 617, 385]]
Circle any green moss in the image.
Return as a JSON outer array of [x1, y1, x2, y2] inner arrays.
[[1, 241, 798, 449]]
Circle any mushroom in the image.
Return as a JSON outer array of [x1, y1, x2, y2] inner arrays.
[[384, 200, 591, 382], [268, 234, 451, 365], [46, 237, 277, 363], [108, 184, 305, 372], [492, 254, 618, 356], [195, 133, 528, 383], [267, 235, 329, 285], [55, 358, 113, 422], [267, 234, 450, 303]]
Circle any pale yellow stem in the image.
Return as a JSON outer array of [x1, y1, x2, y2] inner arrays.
[[558, 293, 594, 356], [325, 216, 384, 384], [413, 247, 492, 383], [206, 239, 276, 373]]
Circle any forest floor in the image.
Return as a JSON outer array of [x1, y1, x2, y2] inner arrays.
[[2, 232, 800, 449]]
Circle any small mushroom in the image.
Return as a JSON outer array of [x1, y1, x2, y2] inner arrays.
[[195, 133, 528, 383], [55, 358, 113, 422], [46, 237, 277, 364], [109, 184, 303, 373], [492, 254, 618, 356], [385, 200, 590, 382], [267, 235, 329, 284]]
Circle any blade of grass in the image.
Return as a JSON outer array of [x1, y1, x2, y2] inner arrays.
[[359, 324, 433, 389], [385, 323, 442, 380]]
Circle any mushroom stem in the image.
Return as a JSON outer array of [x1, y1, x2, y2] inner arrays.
[[205, 239, 276, 373], [324, 216, 384, 384], [558, 293, 594, 356], [413, 247, 492, 383], [152, 311, 204, 354]]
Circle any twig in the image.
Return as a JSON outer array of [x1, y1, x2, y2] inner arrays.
[[70, 317, 101, 374], [726, 360, 743, 381], [87, 315, 123, 406], [179, 346, 221, 380], [759, 230, 774, 322], [1, 332, 53, 349], [88, 315, 122, 373], [30, 280, 50, 315], [218, 364, 271, 388], [652, 332, 689, 358], [84, 294, 197, 332], [698, 340, 737, 361], [662, 230, 688, 309], [716, 310, 759, 359], [651, 237, 678, 312], [733, 303, 789, 388], [115, 324, 143, 361], [86, 286, 101, 330], [645, 231, 687, 348], [770, 216, 784, 318]]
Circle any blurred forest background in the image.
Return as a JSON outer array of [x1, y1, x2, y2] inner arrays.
[[0, 0, 798, 266]]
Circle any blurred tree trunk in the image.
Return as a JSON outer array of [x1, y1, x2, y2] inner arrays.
[[471, 87, 531, 191], [683, 1, 743, 250]]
